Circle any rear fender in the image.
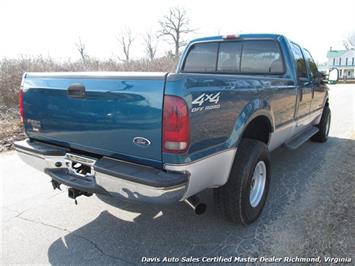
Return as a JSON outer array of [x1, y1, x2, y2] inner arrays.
[[225, 99, 274, 148]]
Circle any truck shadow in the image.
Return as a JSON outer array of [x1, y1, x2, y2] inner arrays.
[[47, 136, 353, 265]]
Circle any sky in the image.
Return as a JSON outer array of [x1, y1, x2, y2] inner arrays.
[[1, 0, 355, 63]]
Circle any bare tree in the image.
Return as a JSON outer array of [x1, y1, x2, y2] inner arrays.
[[117, 28, 135, 62], [159, 7, 194, 57], [343, 40, 350, 50], [144, 32, 158, 61], [343, 31, 355, 49], [76, 38, 87, 61]]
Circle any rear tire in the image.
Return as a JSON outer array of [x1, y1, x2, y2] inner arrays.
[[214, 138, 271, 225], [311, 106, 331, 143]]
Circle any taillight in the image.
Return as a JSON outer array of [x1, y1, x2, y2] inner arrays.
[[163, 95, 190, 153], [19, 86, 24, 123]]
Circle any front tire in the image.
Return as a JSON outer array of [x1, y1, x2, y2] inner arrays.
[[214, 138, 271, 225], [311, 105, 331, 143]]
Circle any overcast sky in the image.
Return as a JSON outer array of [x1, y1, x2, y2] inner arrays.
[[1, 0, 355, 63]]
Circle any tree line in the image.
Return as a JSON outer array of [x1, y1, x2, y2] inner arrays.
[[76, 7, 194, 62], [343, 32, 355, 50]]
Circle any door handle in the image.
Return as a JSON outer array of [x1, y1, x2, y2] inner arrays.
[[68, 84, 86, 98]]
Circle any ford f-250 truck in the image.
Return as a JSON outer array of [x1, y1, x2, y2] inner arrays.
[[15, 34, 330, 225]]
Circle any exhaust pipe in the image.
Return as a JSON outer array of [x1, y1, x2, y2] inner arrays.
[[184, 195, 206, 215]]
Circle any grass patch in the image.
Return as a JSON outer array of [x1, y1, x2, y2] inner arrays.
[[0, 107, 25, 152]]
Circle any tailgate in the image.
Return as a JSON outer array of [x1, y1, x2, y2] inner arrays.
[[22, 72, 167, 165]]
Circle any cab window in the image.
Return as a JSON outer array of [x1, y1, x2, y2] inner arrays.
[[183, 40, 285, 75], [217, 42, 242, 73], [182, 43, 218, 72], [241, 41, 284, 74]]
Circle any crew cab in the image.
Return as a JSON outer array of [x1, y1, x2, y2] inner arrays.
[[15, 34, 330, 224]]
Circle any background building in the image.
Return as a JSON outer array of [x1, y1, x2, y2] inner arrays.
[[326, 48, 355, 79]]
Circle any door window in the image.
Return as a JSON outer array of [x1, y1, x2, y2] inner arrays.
[[290, 43, 308, 79], [303, 49, 318, 77]]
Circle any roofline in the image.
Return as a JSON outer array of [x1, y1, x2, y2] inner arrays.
[[188, 33, 284, 44], [327, 49, 355, 58]]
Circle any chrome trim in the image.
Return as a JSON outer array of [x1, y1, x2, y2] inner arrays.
[[313, 109, 323, 125], [16, 148, 186, 204], [64, 153, 96, 178], [95, 171, 186, 202], [16, 148, 67, 172], [325, 112, 331, 136], [268, 109, 323, 151], [65, 153, 96, 165], [164, 148, 237, 198], [268, 120, 296, 151], [297, 109, 322, 127], [16, 143, 236, 203], [132, 137, 152, 147], [16, 148, 98, 178], [165, 148, 236, 167]]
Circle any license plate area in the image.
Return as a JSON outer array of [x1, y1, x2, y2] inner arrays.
[[64, 153, 96, 178]]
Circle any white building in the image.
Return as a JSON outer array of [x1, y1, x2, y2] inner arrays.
[[327, 48, 355, 79]]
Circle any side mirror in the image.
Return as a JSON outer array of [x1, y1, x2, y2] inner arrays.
[[328, 68, 339, 84], [321, 72, 327, 79], [316, 71, 328, 84]]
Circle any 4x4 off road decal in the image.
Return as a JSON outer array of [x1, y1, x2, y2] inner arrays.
[[191, 92, 221, 112]]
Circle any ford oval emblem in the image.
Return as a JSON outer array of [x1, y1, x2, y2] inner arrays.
[[133, 137, 151, 147]]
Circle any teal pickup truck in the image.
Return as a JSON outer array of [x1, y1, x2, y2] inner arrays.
[[15, 34, 330, 225]]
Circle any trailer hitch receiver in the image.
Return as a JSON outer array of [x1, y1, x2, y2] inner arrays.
[[68, 188, 93, 205]]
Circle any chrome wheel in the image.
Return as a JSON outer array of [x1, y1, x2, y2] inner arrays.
[[249, 161, 266, 208]]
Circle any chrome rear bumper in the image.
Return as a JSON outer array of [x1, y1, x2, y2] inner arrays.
[[15, 139, 187, 204], [15, 139, 237, 204]]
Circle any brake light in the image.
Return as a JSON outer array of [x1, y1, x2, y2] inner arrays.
[[163, 95, 190, 153], [19, 86, 24, 123], [223, 34, 240, 40]]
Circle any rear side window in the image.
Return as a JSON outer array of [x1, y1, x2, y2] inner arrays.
[[291, 43, 308, 79], [303, 49, 318, 77], [183, 43, 218, 72], [241, 41, 284, 74], [182, 40, 284, 74], [217, 42, 242, 73]]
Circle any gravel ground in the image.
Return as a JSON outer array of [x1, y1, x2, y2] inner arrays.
[[1, 84, 354, 265], [259, 133, 355, 265]]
